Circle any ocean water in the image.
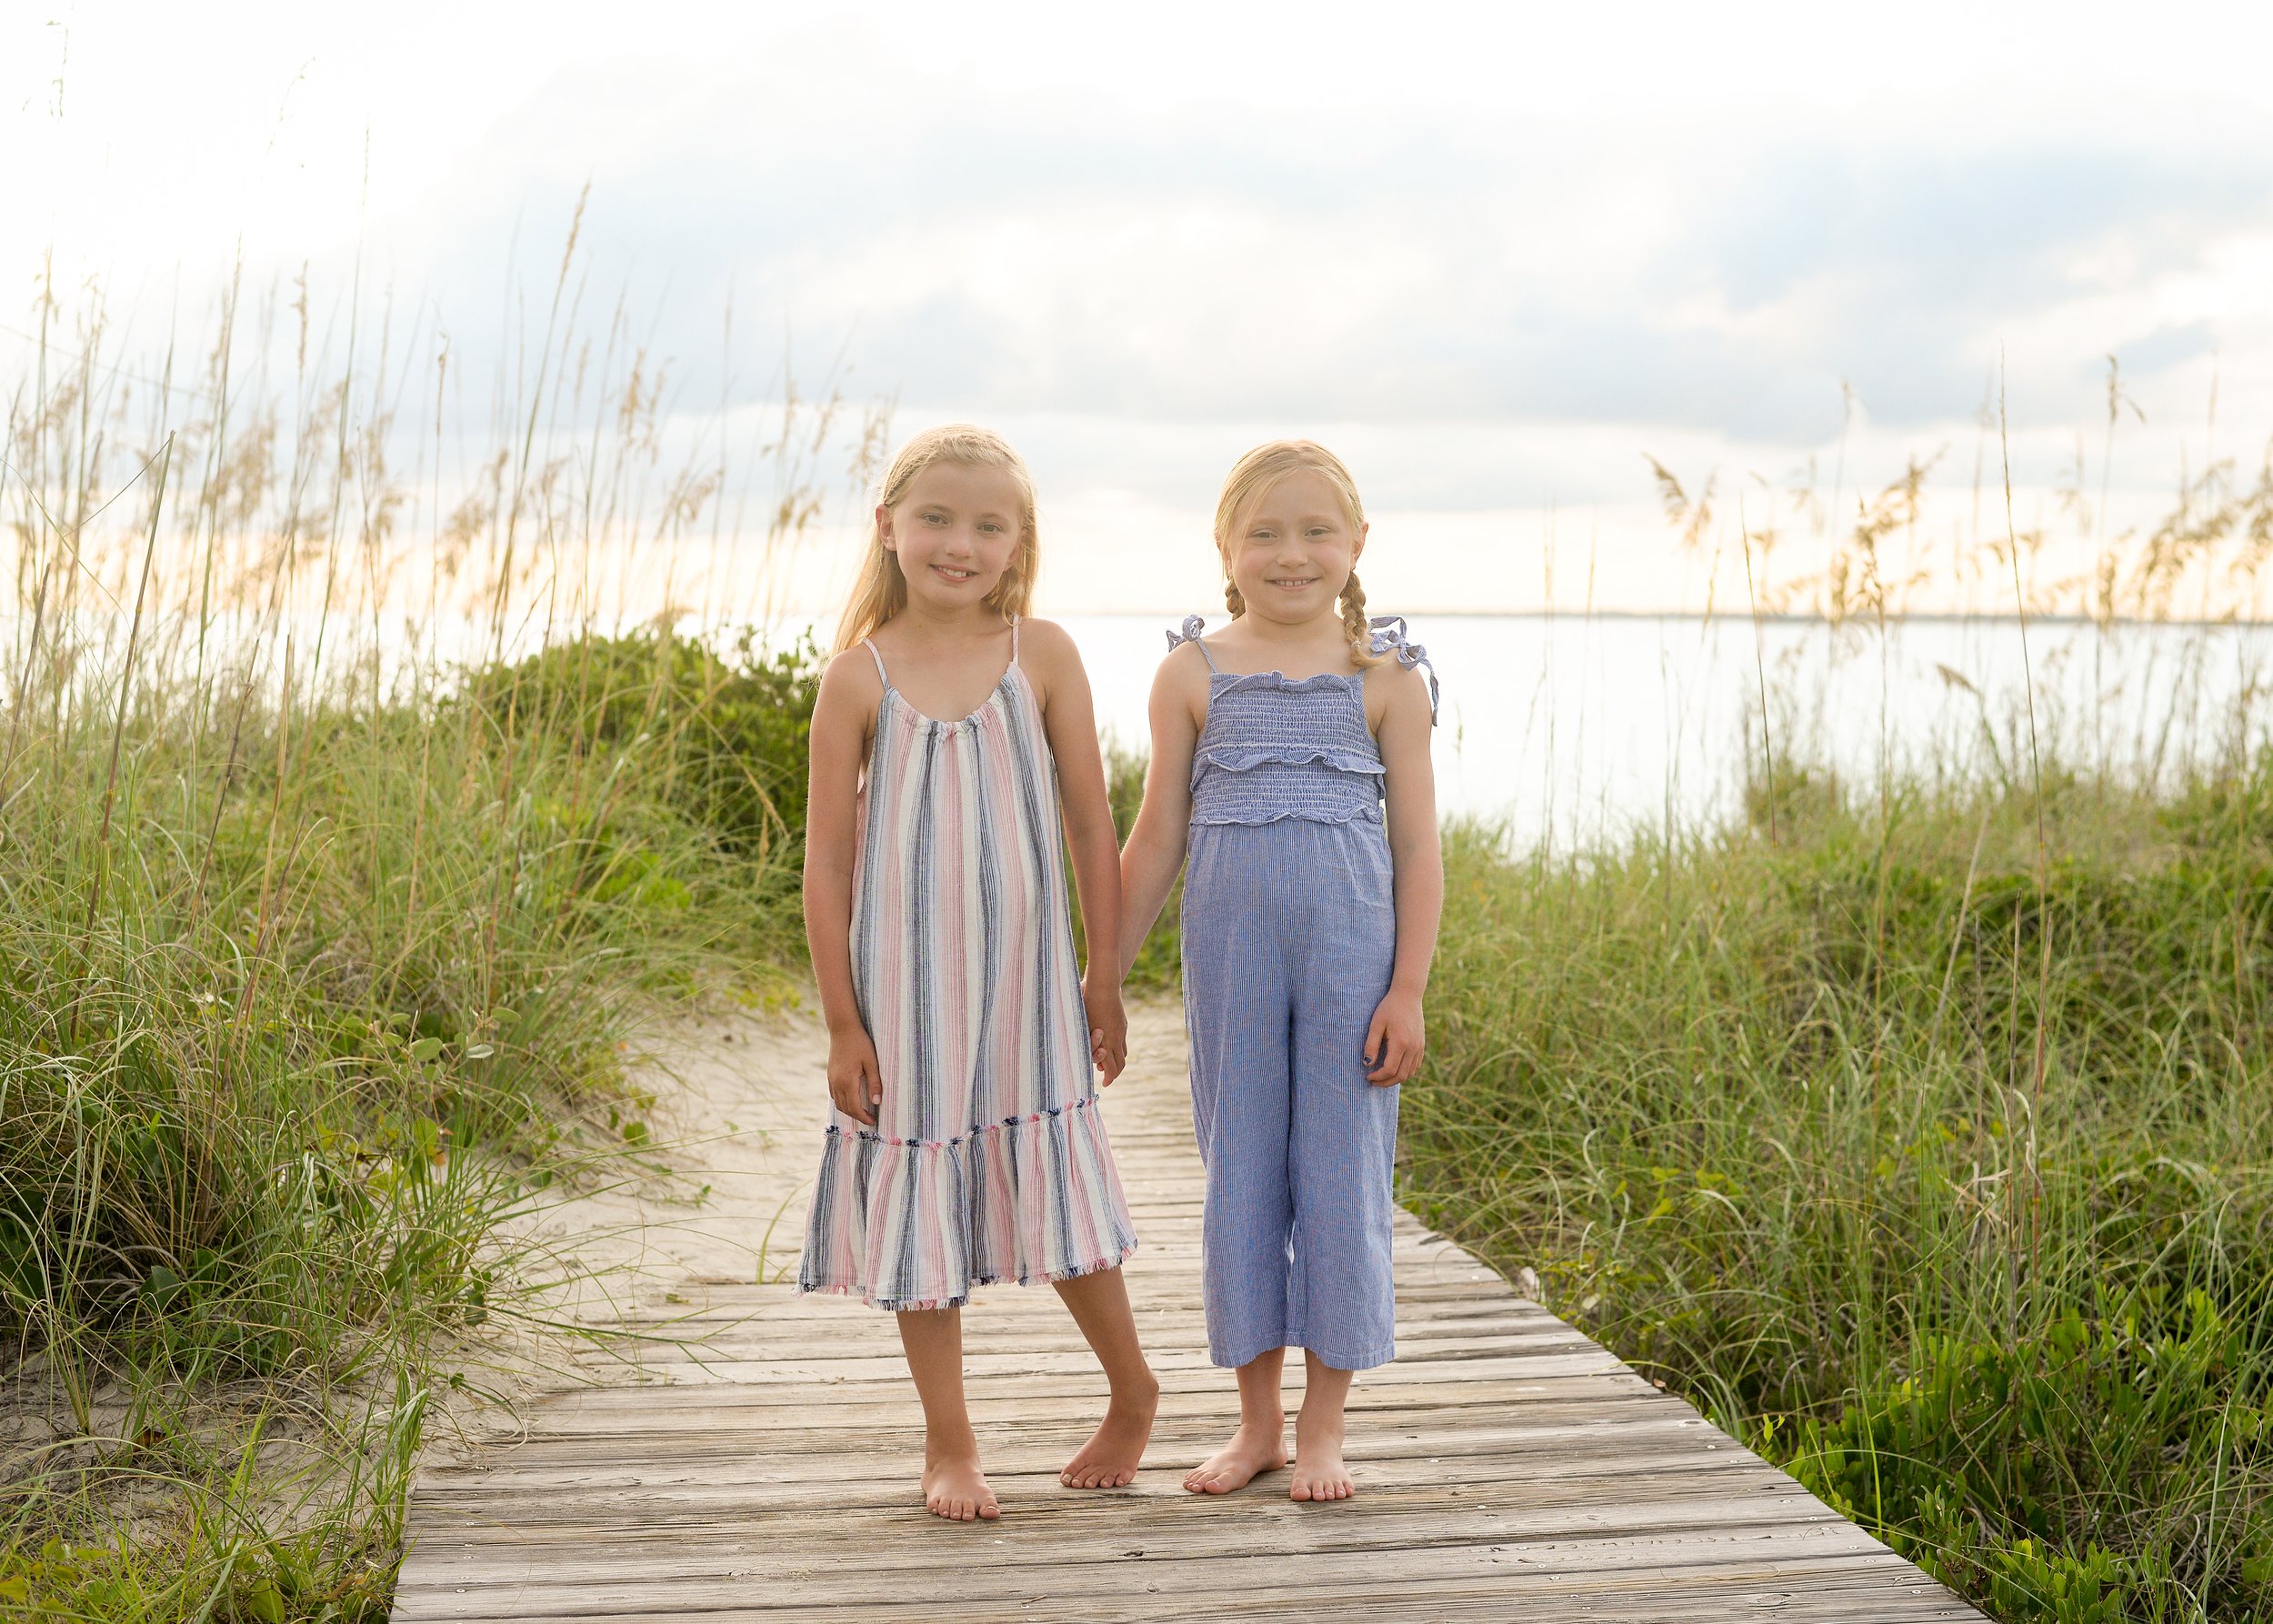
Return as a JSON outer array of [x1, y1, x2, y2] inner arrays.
[[1058, 614, 2273, 847], [14, 604, 2267, 851]]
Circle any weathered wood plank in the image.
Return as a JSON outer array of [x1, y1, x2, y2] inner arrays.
[[411, 1449, 1754, 1512], [404, 1449, 1788, 1533], [414, 1411, 1726, 1483], [392, 1557, 1980, 1624], [395, 1006, 1979, 1623], [391, 1536, 1950, 1620]]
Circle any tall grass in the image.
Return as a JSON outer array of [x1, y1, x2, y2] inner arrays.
[[1393, 412, 2273, 1621], [1, 251, 863, 1620], [1401, 744, 2273, 1621], [1094, 414, 2273, 1619], [11, 216, 2272, 1624]]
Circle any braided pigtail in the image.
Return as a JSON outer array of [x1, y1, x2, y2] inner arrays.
[[1341, 571, 1383, 667], [1224, 578, 1247, 616]]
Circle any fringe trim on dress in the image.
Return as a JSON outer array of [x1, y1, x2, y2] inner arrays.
[[798, 1091, 1138, 1312]]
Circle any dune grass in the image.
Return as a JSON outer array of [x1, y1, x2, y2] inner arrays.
[[11, 236, 2273, 1622], [0, 630, 821, 1620], [1399, 751, 2273, 1622], [2, 256, 858, 1619]]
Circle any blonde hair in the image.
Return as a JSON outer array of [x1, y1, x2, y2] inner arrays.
[[832, 424, 1040, 656], [1213, 439, 1380, 667]]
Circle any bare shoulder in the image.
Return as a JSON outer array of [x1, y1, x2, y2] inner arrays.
[[1154, 637, 1214, 697], [816, 646, 886, 713], [1016, 616, 1085, 671], [1147, 637, 1212, 737], [1016, 616, 1091, 707], [1365, 654, 1432, 731], [1014, 617, 1101, 729], [1157, 636, 1211, 681]]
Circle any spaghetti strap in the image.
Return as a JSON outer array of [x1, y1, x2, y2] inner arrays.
[[1008, 614, 1021, 665], [862, 638, 890, 687], [1167, 614, 1220, 672]]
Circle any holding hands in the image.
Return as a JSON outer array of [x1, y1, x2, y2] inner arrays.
[[1084, 970, 1128, 1084]]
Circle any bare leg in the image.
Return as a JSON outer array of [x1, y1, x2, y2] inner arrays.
[[1052, 1267, 1159, 1488], [896, 1307, 998, 1521], [1184, 1347, 1289, 1493], [1288, 1351, 1355, 1501]]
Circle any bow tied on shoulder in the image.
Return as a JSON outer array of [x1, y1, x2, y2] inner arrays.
[[1166, 613, 1208, 652], [1366, 616, 1440, 724]]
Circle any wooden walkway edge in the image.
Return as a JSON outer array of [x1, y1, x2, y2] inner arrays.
[[392, 1010, 1983, 1623]]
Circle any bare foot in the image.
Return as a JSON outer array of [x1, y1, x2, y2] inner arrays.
[[1183, 1419, 1288, 1494], [922, 1449, 1000, 1522], [1288, 1414, 1354, 1502], [1061, 1378, 1159, 1489]]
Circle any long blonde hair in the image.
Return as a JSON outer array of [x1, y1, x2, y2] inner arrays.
[[832, 425, 1040, 656], [1213, 439, 1380, 667]]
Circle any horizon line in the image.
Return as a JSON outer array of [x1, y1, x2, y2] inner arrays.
[[1037, 608, 2273, 629]]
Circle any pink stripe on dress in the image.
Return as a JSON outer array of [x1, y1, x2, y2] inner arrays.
[[798, 617, 1137, 1311]]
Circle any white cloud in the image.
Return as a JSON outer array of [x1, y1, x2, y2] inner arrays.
[[6, 0, 2273, 613]]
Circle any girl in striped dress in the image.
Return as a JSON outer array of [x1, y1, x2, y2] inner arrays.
[[797, 425, 1155, 1522]]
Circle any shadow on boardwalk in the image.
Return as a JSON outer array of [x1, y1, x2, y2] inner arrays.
[[392, 1001, 1981, 1623]]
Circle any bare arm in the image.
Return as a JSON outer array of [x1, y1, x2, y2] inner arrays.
[[1116, 646, 1205, 980], [1366, 661, 1443, 1084], [803, 650, 885, 1123], [1026, 621, 1127, 1081]]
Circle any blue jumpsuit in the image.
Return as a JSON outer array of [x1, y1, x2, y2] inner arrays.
[[1170, 614, 1437, 1372]]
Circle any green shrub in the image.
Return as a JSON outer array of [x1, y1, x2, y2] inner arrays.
[[1399, 757, 2273, 1622], [2, 645, 805, 1617], [467, 627, 821, 852], [1787, 1296, 2271, 1619]]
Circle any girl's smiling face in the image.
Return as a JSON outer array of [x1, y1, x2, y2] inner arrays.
[[1226, 468, 1367, 627], [881, 459, 1028, 611]]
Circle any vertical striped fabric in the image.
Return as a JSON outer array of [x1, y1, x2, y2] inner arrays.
[[798, 619, 1138, 1312]]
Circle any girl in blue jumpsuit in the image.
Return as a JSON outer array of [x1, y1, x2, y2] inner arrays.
[[1118, 439, 1442, 1503]]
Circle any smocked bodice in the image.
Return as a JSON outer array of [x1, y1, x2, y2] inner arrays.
[[1168, 614, 1437, 827]]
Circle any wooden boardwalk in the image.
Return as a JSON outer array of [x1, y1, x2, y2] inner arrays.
[[394, 1008, 1981, 1623]]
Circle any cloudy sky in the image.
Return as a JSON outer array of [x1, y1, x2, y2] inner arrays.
[[7, 1, 2273, 615]]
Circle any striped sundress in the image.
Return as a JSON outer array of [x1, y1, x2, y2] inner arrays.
[[797, 616, 1139, 1312]]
